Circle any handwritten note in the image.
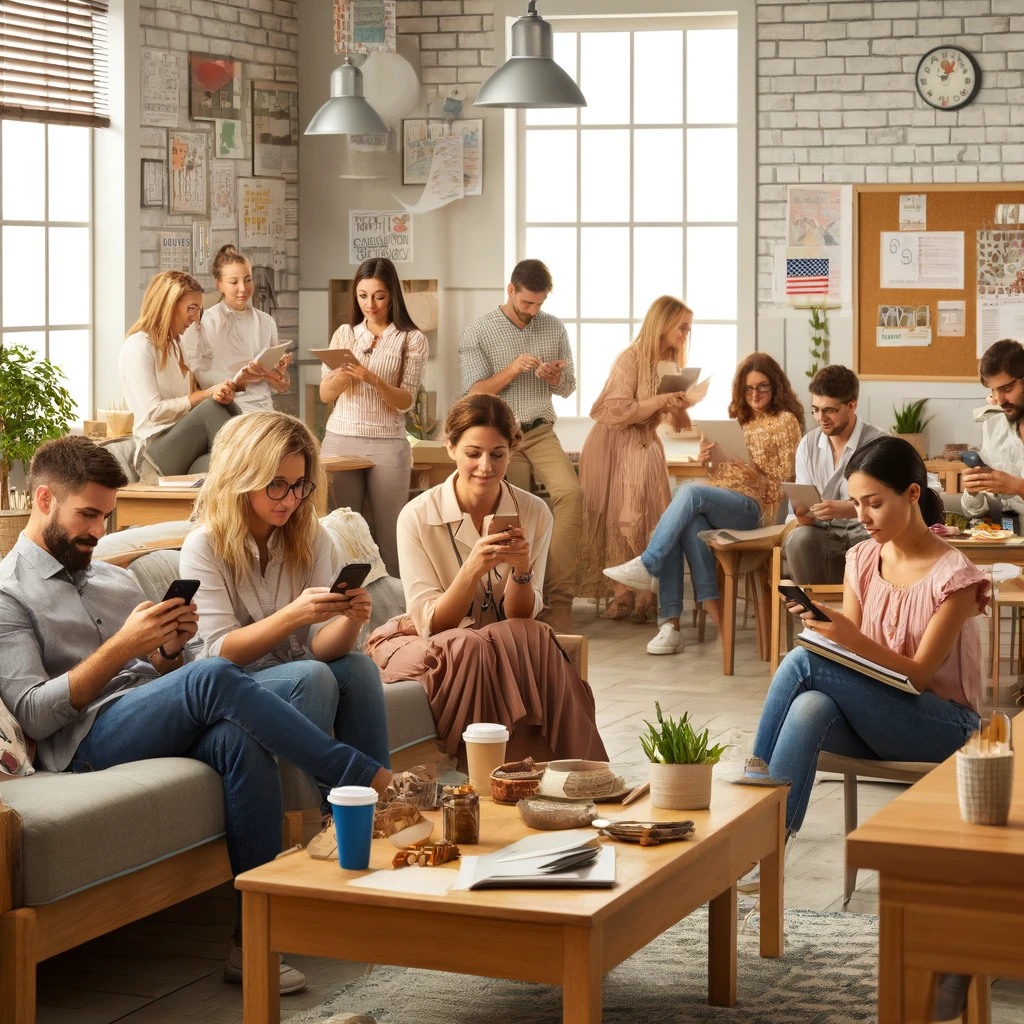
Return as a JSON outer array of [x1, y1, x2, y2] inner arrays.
[[350, 210, 413, 263], [880, 231, 964, 290]]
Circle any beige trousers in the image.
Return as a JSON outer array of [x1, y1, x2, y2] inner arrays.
[[506, 423, 583, 616]]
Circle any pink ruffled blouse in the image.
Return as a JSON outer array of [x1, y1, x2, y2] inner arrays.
[[846, 540, 989, 712]]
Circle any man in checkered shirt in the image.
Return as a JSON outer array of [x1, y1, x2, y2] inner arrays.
[[459, 258, 582, 633]]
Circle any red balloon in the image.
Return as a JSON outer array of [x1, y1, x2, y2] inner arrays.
[[192, 59, 234, 94]]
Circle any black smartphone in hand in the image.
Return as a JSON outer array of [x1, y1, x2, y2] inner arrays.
[[331, 563, 371, 594], [162, 579, 200, 605], [778, 584, 832, 623], [960, 450, 989, 470]]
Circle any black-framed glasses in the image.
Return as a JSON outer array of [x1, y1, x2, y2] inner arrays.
[[990, 378, 1021, 400], [265, 478, 316, 501], [744, 382, 772, 396]]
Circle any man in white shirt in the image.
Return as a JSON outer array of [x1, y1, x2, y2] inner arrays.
[[962, 339, 1024, 521], [783, 365, 886, 583]]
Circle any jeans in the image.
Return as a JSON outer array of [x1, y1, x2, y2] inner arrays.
[[753, 647, 979, 833], [640, 485, 761, 618], [72, 658, 385, 875]]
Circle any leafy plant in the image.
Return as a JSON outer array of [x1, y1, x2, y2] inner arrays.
[[892, 397, 934, 435], [0, 344, 76, 511], [805, 305, 831, 379], [639, 702, 729, 766]]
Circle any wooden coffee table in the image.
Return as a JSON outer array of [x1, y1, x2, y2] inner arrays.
[[236, 781, 786, 1023]]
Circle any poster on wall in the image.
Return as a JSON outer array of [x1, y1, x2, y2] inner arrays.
[[159, 230, 192, 272], [333, 0, 397, 54], [237, 176, 285, 248], [251, 81, 299, 178], [397, 136, 464, 214], [403, 119, 482, 194], [880, 231, 964, 290], [976, 229, 1024, 356], [141, 51, 180, 127], [787, 186, 841, 247], [189, 53, 244, 122], [168, 129, 209, 215], [209, 160, 236, 229], [350, 210, 413, 263], [214, 118, 245, 159], [192, 221, 213, 277]]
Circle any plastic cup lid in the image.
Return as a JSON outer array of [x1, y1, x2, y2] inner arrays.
[[327, 785, 379, 807], [463, 722, 509, 743]]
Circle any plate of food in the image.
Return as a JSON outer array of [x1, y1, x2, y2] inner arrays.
[[968, 528, 1015, 542]]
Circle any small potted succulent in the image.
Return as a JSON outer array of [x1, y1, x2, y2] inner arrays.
[[891, 398, 934, 460], [640, 703, 728, 810]]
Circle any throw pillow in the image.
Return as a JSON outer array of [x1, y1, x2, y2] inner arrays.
[[0, 701, 34, 777]]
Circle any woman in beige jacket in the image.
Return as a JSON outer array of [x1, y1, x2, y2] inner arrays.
[[367, 394, 607, 763]]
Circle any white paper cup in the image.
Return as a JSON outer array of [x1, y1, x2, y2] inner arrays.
[[463, 723, 509, 793]]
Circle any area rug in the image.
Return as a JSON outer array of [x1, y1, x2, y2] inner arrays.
[[285, 907, 879, 1024]]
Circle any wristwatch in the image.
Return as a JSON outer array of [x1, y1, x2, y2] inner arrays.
[[511, 567, 534, 585], [158, 645, 181, 660]]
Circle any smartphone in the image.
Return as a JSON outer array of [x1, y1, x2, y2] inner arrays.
[[488, 514, 520, 540], [960, 450, 989, 470], [330, 563, 371, 594], [162, 579, 200, 605], [778, 584, 832, 623]]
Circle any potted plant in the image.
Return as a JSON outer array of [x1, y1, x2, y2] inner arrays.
[[0, 344, 77, 556], [640, 703, 728, 810], [891, 398, 934, 460]]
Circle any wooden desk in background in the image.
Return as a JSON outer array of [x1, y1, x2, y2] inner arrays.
[[847, 713, 1024, 1024], [666, 456, 709, 488], [924, 459, 967, 495]]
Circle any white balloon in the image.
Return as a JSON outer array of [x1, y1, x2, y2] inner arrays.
[[361, 52, 421, 125]]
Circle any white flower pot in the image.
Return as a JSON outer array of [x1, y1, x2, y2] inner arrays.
[[649, 761, 713, 811]]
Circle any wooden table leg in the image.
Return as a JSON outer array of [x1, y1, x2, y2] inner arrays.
[[770, 549, 782, 672], [708, 884, 737, 1006], [966, 976, 991, 1024], [562, 924, 602, 1024], [878, 904, 904, 1024], [759, 798, 784, 958], [242, 891, 279, 1024], [719, 557, 739, 676], [903, 967, 936, 1024]]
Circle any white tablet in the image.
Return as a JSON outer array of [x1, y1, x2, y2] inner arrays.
[[781, 482, 822, 514], [692, 419, 750, 466], [657, 367, 701, 395], [310, 347, 360, 370], [254, 341, 292, 371]]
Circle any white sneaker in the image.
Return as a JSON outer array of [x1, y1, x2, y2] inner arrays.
[[647, 622, 684, 655], [604, 556, 654, 592], [224, 944, 307, 994]]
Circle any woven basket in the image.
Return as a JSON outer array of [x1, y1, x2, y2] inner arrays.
[[649, 762, 713, 811], [0, 510, 30, 559], [99, 410, 134, 438], [956, 750, 1014, 826]]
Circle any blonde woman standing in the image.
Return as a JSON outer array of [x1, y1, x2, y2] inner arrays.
[[120, 270, 248, 479], [179, 412, 391, 771], [319, 257, 428, 577], [577, 297, 694, 621]]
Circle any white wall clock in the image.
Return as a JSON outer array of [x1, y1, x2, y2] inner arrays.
[[915, 46, 981, 111]]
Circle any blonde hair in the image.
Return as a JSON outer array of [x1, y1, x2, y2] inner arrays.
[[630, 296, 693, 399], [127, 270, 203, 371], [193, 412, 327, 587]]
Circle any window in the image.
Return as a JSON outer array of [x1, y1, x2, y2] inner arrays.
[[516, 18, 739, 419], [0, 119, 92, 421]]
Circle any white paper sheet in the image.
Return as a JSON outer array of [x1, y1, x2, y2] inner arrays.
[[348, 868, 456, 896], [880, 231, 964, 290], [937, 300, 966, 337], [899, 194, 927, 231], [396, 136, 464, 214], [977, 296, 1024, 358], [141, 51, 180, 128]]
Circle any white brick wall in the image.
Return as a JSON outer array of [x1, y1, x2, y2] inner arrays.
[[398, 0, 495, 86], [137, 0, 299, 344]]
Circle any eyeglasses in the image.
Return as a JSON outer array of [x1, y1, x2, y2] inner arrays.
[[744, 382, 772, 396], [186, 304, 202, 315], [989, 379, 1021, 400], [265, 478, 316, 501]]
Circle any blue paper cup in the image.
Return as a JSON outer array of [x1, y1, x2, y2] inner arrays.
[[328, 785, 379, 870]]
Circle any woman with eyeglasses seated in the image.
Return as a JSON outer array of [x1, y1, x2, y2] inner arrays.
[[179, 411, 391, 771], [319, 257, 428, 578], [605, 353, 804, 655], [366, 393, 607, 764], [120, 270, 254, 480]]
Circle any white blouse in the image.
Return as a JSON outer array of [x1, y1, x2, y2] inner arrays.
[[179, 523, 342, 672], [183, 302, 279, 413], [323, 321, 428, 439]]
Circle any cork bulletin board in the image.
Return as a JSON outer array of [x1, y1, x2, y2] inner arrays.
[[854, 183, 1024, 381]]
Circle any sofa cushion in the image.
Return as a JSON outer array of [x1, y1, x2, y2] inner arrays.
[[0, 758, 225, 906], [384, 679, 440, 756]]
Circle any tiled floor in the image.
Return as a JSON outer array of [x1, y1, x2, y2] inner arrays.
[[35, 601, 1024, 1022]]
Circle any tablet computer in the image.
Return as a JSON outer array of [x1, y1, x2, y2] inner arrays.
[[657, 367, 701, 395], [310, 347, 360, 370], [692, 419, 749, 466], [781, 482, 823, 515], [254, 341, 292, 371]]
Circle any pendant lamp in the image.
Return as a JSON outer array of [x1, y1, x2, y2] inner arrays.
[[305, 57, 388, 135], [475, 0, 586, 109]]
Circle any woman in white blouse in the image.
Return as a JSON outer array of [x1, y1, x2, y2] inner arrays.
[[367, 394, 606, 764], [184, 245, 292, 413], [120, 270, 245, 479], [319, 257, 428, 576], [179, 411, 391, 770]]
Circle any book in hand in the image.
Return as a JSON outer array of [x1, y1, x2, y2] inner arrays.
[[704, 524, 787, 545], [657, 367, 701, 395], [794, 630, 920, 695]]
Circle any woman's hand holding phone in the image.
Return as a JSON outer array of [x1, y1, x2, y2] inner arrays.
[[284, 587, 351, 628]]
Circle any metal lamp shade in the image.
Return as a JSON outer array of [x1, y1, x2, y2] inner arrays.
[[475, 12, 586, 108], [305, 60, 388, 135]]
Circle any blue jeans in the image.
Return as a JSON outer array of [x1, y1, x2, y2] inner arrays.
[[753, 647, 979, 833], [72, 658, 385, 875], [640, 485, 761, 618]]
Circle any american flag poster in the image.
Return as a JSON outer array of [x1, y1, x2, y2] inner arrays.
[[786, 257, 830, 296]]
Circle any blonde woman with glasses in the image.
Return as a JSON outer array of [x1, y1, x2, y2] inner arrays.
[[179, 412, 391, 774], [577, 296, 694, 622], [120, 270, 254, 479]]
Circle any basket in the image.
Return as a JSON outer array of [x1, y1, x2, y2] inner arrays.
[[0, 510, 30, 559], [649, 761, 713, 811], [956, 750, 1014, 826]]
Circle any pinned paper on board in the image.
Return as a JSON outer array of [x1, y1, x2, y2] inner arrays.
[[937, 300, 966, 337], [899, 194, 927, 231], [880, 232, 964, 290], [396, 136, 464, 214]]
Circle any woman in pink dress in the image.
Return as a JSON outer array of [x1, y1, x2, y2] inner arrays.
[[576, 296, 694, 621]]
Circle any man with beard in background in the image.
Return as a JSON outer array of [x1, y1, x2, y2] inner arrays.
[[963, 339, 1024, 522]]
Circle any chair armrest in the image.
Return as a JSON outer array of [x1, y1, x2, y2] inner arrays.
[[556, 634, 588, 680], [0, 793, 22, 913], [94, 537, 189, 569]]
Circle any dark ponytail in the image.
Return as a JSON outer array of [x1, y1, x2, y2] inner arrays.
[[211, 244, 249, 281], [845, 436, 943, 527]]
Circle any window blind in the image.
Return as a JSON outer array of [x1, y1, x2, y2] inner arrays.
[[0, 1, 109, 128]]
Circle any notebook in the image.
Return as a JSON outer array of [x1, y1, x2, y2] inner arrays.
[[657, 367, 701, 395], [451, 833, 616, 891], [794, 630, 920, 695], [691, 419, 750, 466]]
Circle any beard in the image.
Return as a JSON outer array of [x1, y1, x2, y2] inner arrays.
[[511, 301, 535, 325], [1003, 399, 1024, 423], [43, 517, 97, 573]]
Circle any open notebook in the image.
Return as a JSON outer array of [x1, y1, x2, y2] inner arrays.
[[795, 631, 920, 695]]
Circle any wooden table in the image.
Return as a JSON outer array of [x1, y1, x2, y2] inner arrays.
[[113, 456, 374, 530], [237, 783, 786, 1023], [924, 458, 968, 495], [847, 713, 1024, 1024], [666, 455, 709, 488]]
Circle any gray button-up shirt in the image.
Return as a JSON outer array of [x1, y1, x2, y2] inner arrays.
[[459, 307, 576, 426], [0, 534, 158, 772]]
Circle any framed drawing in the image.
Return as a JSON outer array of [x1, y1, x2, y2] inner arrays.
[[141, 158, 165, 208], [251, 81, 299, 178], [189, 53, 244, 122], [168, 128, 210, 216], [214, 118, 245, 159]]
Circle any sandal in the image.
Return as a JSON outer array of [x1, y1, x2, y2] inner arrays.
[[601, 592, 634, 620]]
